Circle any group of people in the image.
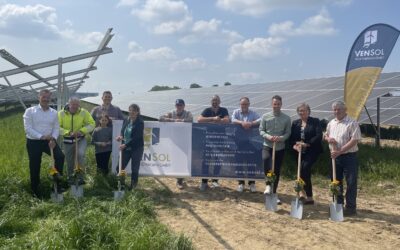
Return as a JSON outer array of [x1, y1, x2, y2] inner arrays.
[[23, 89, 361, 216]]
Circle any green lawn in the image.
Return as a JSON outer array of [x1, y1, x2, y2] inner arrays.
[[0, 110, 192, 249]]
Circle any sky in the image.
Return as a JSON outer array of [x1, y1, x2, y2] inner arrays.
[[1, 0, 400, 95]]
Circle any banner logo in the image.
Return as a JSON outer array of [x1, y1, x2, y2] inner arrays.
[[144, 127, 160, 148], [363, 30, 377, 48]]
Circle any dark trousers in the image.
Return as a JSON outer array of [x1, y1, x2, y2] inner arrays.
[[331, 152, 358, 209], [26, 139, 64, 195], [95, 151, 111, 174], [300, 152, 318, 197], [262, 146, 285, 193], [120, 146, 144, 187]]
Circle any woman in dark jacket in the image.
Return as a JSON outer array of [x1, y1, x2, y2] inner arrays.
[[290, 103, 323, 204], [116, 104, 144, 189]]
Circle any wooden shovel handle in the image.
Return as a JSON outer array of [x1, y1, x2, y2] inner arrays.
[[271, 142, 276, 172], [50, 146, 55, 165], [297, 144, 302, 181], [119, 147, 123, 174], [331, 144, 337, 181]]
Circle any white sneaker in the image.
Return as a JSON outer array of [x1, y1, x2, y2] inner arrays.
[[211, 181, 220, 188], [249, 183, 256, 193], [237, 184, 244, 192], [264, 185, 272, 194], [276, 195, 282, 205], [200, 183, 208, 191]]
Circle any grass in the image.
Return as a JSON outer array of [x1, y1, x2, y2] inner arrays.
[[0, 111, 193, 249], [1, 109, 399, 248]]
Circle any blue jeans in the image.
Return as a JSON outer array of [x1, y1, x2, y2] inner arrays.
[[331, 152, 358, 209]]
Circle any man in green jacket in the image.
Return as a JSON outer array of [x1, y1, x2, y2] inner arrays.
[[259, 95, 291, 204], [58, 96, 95, 184]]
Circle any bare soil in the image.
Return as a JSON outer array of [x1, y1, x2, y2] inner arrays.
[[148, 178, 400, 250]]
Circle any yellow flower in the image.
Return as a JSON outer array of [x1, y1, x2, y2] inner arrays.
[[49, 167, 58, 176], [266, 171, 274, 177], [331, 180, 340, 185], [297, 178, 305, 186], [74, 165, 83, 173], [118, 170, 127, 177]]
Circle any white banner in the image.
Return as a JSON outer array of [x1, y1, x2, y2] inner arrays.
[[112, 121, 192, 177]]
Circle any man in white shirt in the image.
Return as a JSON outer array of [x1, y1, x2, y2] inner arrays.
[[324, 101, 361, 216], [23, 89, 65, 197]]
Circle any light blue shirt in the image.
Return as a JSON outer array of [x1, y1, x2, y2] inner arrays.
[[231, 109, 261, 123]]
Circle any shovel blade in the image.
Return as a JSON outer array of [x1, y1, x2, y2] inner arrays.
[[113, 190, 125, 201], [290, 198, 303, 220], [265, 193, 278, 212], [71, 185, 84, 198], [329, 202, 344, 222], [51, 192, 64, 203]]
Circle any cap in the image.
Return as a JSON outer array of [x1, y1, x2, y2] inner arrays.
[[175, 99, 185, 105]]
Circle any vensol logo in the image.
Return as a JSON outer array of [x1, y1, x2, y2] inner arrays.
[[354, 29, 384, 60], [363, 30, 377, 48]]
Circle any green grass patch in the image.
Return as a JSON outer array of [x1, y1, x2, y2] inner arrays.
[[0, 111, 193, 249]]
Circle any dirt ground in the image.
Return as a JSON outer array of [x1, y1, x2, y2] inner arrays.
[[148, 177, 400, 250]]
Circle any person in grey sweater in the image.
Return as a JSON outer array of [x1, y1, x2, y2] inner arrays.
[[92, 114, 113, 174]]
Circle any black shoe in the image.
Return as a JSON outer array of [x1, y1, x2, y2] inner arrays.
[[56, 187, 66, 194], [78, 180, 86, 186], [344, 208, 357, 217]]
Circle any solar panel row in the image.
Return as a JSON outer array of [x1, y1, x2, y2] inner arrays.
[[83, 72, 400, 126]]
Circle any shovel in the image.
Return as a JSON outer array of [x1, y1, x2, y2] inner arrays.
[[50, 147, 63, 203], [71, 135, 84, 198], [329, 154, 343, 222], [265, 142, 278, 212], [113, 149, 125, 201], [290, 144, 303, 219]]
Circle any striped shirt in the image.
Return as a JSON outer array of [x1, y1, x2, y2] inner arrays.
[[326, 115, 361, 153]]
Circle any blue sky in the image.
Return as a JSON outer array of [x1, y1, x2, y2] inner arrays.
[[0, 0, 399, 94]]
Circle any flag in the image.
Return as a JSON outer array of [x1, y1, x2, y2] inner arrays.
[[345, 23, 400, 120]]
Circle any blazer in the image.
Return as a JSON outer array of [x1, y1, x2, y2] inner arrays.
[[120, 116, 144, 149], [290, 116, 323, 155]]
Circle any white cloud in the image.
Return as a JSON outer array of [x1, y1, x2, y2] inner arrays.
[[169, 57, 206, 71], [128, 41, 142, 50], [216, 0, 352, 17], [229, 72, 261, 82], [116, 0, 139, 8], [228, 37, 286, 61], [179, 18, 243, 44], [0, 4, 60, 39], [0, 4, 106, 48], [59, 29, 104, 49], [269, 9, 337, 36], [131, 0, 191, 34], [127, 46, 176, 61], [153, 16, 191, 35]]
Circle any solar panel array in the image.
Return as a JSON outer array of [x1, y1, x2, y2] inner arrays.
[[83, 72, 400, 126]]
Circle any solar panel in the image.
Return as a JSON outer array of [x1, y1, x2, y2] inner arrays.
[[84, 72, 400, 126]]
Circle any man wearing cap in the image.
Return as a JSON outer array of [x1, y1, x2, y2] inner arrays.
[[159, 99, 193, 189], [197, 95, 230, 191]]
